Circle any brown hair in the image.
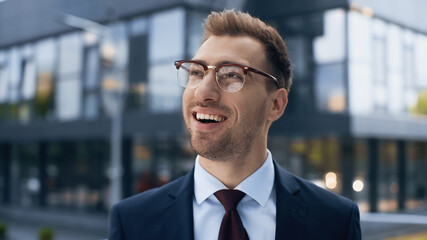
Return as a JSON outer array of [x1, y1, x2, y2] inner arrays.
[[202, 9, 292, 92]]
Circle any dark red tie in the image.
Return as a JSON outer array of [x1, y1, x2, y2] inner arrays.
[[214, 189, 249, 240]]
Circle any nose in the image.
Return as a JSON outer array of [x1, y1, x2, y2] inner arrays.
[[194, 70, 221, 102]]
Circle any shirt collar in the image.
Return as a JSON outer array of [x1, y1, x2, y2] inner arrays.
[[194, 150, 275, 207]]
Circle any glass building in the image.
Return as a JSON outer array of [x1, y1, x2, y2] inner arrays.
[[0, 0, 426, 216]]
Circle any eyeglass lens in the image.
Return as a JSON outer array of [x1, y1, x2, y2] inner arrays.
[[177, 62, 245, 93]]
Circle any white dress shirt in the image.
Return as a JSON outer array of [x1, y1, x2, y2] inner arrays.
[[193, 150, 276, 240]]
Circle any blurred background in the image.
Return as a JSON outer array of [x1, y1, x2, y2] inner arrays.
[[0, 0, 426, 239]]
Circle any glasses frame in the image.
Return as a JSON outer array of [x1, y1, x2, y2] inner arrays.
[[174, 60, 279, 92]]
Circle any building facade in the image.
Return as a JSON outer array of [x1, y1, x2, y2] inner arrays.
[[0, 0, 426, 215]]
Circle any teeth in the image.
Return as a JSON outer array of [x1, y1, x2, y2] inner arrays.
[[196, 113, 225, 122]]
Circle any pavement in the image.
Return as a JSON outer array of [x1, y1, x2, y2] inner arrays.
[[1, 205, 427, 240], [361, 209, 427, 240], [0, 205, 108, 240]]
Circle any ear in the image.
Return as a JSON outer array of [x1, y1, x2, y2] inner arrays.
[[268, 88, 288, 122]]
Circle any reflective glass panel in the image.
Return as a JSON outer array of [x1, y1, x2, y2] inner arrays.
[[9, 47, 21, 103], [386, 24, 403, 69], [130, 16, 148, 36], [84, 93, 98, 119], [21, 60, 37, 100], [34, 38, 57, 118], [84, 47, 99, 89], [149, 8, 185, 63], [348, 11, 372, 63], [314, 9, 346, 64], [35, 38, 56, 72], [414, 34, 427, 87], [187, 11, 207, 57], [57, 77, 82, 120], [315, 63, 346, 113], [149, 63, 181, 112], [378, 141, 398, 212], [58, 33, 83, 75], [386, 25, 404, 114], [57, 32, 83, 120], [349, 63, 373, 114], [0, 50, 9, 103], [406, 142, 427, 210]]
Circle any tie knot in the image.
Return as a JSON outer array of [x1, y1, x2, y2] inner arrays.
[[214, 189, 246, 211]]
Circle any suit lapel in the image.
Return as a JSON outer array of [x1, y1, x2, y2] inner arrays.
[[274, 161, 307, 240], [161, 168, 195, 240], [157, 163, 307, 240]]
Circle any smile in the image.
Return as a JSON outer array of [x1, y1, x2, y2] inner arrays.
[[195, 112, 226, 123]]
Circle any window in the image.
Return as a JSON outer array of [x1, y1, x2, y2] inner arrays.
[[414, 34, 427, 87], [187, 11, 208, 57], [348, 11, 372, 63], [149, 8, 184, 63], [313, 9, 347, 113], [148, 8, 185, 113], [0, 50, 8, 104], [372, 31, 387, 111], [406, 142, 427, 210], [148, 63, 181, 112], [386, 25, 404, 114], [0, 50, 8, 120], [403, 30, 417, 111], [21, 60, 37, 101], [315, 63, 346, 113], [9, 48, 21, 104], [57, 33, 83, 121], [83, 46, 100, 119], [378, 141, 398, 212], [1, 48, 22, 121], [348, 9, 375, 115], [128, 17, 149, 110], [46, 141, 110, 211], [314, 9, 346, 64], [10, 143, 39, 207], [411, 34, 427, 116], [349, 62, 373, 114], [35, 38, 56, 119], [18, 44, 36, 123], [100, 22, 128, 116]]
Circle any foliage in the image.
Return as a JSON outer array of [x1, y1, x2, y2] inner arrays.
[[0, 221, 6, 239], [411, 90, 427, 116], [38, 227, 54, 240]]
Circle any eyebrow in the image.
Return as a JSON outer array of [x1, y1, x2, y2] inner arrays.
[[190, 59, 248, 67]]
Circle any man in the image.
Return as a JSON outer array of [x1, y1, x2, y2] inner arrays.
[[109, 10, 361, 240]]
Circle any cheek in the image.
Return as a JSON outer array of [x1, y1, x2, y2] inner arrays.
[[182, 90, 195, 124], [237, 95, 267, 120], [182, 90, 191, 109]]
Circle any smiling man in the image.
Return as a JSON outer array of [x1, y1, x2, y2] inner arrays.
[[109, 10, 361, 240]]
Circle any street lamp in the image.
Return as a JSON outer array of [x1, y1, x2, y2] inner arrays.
[[100, 31, 128, 208], [50, 9, 127, 209]]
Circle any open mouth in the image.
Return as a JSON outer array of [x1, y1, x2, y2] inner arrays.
[[194, 112, 226, 124]]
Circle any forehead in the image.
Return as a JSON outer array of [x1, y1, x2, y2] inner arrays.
[[193, 35, 266, 67]]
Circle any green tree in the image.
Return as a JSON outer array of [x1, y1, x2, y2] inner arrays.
[[411, 90, 427, 115]]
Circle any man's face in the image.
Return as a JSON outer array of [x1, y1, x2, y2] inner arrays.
[[182, 35, 273, 161]]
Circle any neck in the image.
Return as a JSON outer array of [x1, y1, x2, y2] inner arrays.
[[198, 142, 268, 189]]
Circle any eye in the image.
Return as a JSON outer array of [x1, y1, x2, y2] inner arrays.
[[190, 70, 204, 78], [224, 72, 243, 80]]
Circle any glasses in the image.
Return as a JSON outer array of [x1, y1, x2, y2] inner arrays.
[[174, 60, 278, 93]]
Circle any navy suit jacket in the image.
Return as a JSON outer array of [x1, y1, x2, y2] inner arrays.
[[109, 161, 361, 240]]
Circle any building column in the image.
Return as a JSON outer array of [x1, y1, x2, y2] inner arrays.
[[368, 138, 379, 212], [397, 140, 407, 211], [341, 138, 355, 200], [1, 143, 12, 204], [38, 142, 47, 207]]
